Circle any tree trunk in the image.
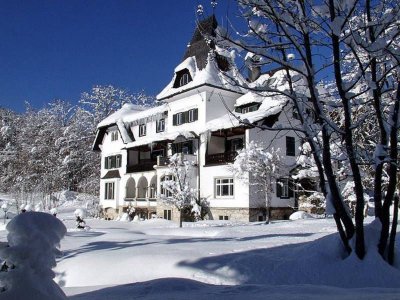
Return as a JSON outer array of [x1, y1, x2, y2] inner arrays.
[[388, 194, 399, 265], [378, 85, 400, 258], [179, 210, 183, 228]]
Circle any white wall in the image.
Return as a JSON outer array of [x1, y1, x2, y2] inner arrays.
[[200, 164, 249, 208]]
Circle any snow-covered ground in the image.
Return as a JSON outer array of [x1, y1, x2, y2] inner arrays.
[[0, 195, 399, 299]]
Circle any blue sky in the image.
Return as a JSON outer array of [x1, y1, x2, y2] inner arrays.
[[0, 1, 233, 112]]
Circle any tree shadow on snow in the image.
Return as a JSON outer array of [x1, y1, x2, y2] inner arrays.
[[60, 239, 158, 260], [161, 232, 314, 245]]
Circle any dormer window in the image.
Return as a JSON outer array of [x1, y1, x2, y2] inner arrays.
[[111, 131, 118, 141], [180, 73, 190, 86], [173, 69, 192, 88], [235, 103, 260, 114]]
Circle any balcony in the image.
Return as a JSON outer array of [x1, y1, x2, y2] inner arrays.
[[156, 153, 197, 167], [205, 150, 237, 165], [126, 159, 157, 173]]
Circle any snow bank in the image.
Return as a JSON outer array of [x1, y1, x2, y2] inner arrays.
[[0, 212, 67, 300], [289, 211, 314, 220]]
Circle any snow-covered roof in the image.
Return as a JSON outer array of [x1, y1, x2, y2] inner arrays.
[[205, 94, 287, 132], [98, 103, 146, 128], [93, 103, 169, 150], [124, 131, 196, 149], [156, 54, 246, 101], [98, 103, 168, 129]]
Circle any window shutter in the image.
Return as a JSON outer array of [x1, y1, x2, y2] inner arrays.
[[105, 157, 109, 169], [188, 141, 193, 154], [276, 180, 282, 197], [288, 180, 294, 198], [173, 114, 177, 126], [194, 108, 198, 121], [183, 111, 188, 124], [286, 136, 295, 156]]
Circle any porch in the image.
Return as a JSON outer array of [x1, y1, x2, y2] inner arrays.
[[205, 127, 246, 166]]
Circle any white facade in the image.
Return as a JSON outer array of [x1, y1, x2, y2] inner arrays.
[[93, 17, 303, 222]]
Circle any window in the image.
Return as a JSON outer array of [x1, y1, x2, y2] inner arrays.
[[173, 112, 184, 126], [241, 104, 259, 114], [156, 119, 165, 133], [111, 131, 119, 141], [173, 69, 193, 88], [180, 73, 190, 86], [173, 109, 198, 126], [188, 109, 198, 122], [164, 209, 172, 220], [160, 175, 174, 197], [215, 178, 234, 197], [149, 184, 156, 199], [172, 141, 193, 155], [219, 215, 229, 220], [228, 138, 243, 152], [104, 155, 122, 169], [286, 136, 295, 156], [276, 178, 294, 198], [105, 182, 115, 200], [139, 124, 146, 137], [235, 104, 260, 114], [151, 149, 165, 160]]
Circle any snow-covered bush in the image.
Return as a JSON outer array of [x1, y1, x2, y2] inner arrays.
[[74, 208, 86, 219], [298, 192, 326, 214], [74, 208, 87, 229], [50, 208, 58, 216], [289, 211, 314, 220], [0, 212, 67, 300]]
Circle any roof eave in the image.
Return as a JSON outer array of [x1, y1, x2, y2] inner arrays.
[[157, 83, 243, 101]]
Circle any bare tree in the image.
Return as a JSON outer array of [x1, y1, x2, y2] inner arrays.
[[214, 0, 400, 262]]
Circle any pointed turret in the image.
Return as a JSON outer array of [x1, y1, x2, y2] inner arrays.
[[183, 15, 218, 70]]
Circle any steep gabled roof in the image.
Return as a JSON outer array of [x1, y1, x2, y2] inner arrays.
[[183, 15, 217, 70]]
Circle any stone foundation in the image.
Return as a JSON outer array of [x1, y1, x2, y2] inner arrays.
[[103, 207, 118, 220], [103, 205, 293, 222], [206, 207, 294, 222]]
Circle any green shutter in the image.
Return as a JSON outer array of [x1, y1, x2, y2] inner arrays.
[[194, 108, 198, 121], [276, 180, 282, 197], [105, 157, 109, 169], [173, 114, 177, 125], [288, 180, 294, 198]]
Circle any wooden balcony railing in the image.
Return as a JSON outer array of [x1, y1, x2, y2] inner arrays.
[[126, 159, 157, 173], [205, 151, 237, 165]]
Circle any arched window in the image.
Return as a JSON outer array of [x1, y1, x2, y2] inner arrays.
[[149, 176, 157, 199], [125, 178, 136, 199], [137, 176, 148, 199]]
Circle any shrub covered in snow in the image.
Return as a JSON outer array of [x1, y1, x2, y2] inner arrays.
[[298, 192, 326, 214], [0, 212, 67, 300], [74, 208, 87, 219], [289, 211, 314, 220]]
